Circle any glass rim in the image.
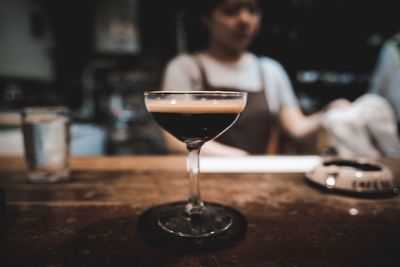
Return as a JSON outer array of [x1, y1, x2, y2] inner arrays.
[[144, 90, 247, 96]]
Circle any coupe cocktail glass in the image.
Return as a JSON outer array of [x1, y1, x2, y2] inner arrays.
[[144, 91, 247, 237]]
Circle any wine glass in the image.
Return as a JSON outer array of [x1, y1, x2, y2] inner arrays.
[[144, 91, 247, 238]]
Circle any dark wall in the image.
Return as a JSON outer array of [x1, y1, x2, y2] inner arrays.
[[252, 0, 399, 107]]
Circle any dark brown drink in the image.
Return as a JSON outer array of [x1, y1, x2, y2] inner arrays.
[[150, 112, 239, 142], [146, 98, 244, 144]]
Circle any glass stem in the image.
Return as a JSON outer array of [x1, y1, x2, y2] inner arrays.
[[185, 144, 204, 215]]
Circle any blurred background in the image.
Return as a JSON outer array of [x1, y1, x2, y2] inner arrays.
[[0, 0, 398, 155]]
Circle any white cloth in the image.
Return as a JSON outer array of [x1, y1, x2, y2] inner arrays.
[[323, 94, 400, 158], [161, 52, 299, 115]]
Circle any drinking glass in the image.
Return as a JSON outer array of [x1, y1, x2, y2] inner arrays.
[[21, 106, 70, 183], [144, 91, 247, 237]]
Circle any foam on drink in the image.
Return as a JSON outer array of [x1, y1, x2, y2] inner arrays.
[[145, 99, 245, 113]]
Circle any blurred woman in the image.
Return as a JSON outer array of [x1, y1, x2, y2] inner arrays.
[[161, 0, 347, 155]]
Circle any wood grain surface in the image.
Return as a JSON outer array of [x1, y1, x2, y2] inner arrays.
[[0, 156, 399, 267]]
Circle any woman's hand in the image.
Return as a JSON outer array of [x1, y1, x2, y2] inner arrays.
[[325, 98, 352, 111]]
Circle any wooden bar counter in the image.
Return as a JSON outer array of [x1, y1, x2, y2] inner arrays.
[[0, 156, 399, 267]]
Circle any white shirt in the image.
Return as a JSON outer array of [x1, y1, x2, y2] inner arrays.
[[162, 52, 298, 115], [369, 33, 400, 121]]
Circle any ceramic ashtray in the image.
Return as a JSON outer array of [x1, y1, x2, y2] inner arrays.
[[305, 158, 399, 197]]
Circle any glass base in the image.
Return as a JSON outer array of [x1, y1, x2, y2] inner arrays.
[[27, 168, 69, 183], [157, 202, 232, 237], [138, 201, 247, 251]]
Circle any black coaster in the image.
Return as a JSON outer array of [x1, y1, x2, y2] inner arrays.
[[137, 201, 247, 252]]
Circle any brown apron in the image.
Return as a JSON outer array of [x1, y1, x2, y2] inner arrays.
[[194, 55, 274, 154]]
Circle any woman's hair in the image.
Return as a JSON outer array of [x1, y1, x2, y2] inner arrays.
[[183, 0, 262, 52], [194, 0, 261, 17], [194, 0, 225, 17], [182, 0, 222, 52]]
